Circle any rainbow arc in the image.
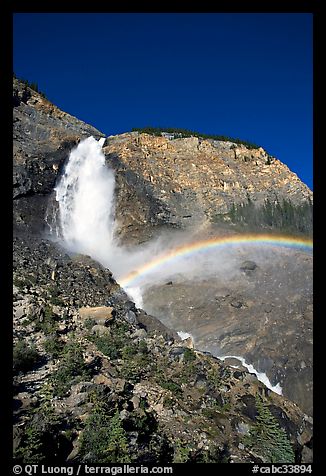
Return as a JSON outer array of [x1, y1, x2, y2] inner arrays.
[[119, 233, 313, 288]]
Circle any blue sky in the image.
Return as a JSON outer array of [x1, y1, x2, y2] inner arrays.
[[13, 13, 313, 188]]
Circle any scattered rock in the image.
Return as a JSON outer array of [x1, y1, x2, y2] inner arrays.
[[132, 328, 147, 340], [230, 300, 244, 309], [91, 325, 110, 336]]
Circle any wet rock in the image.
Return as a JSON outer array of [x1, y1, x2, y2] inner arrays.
[[124, 310, 137, 325], [230, 300, 244, 309], [136, 310, 180, 341], [222, 357, 245, 369], [169, 347, 187, 361], [240, 261, 257, 272]]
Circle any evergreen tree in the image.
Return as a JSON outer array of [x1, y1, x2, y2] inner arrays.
[[221, 196, 312, 235], [244, 395, 295, 463]]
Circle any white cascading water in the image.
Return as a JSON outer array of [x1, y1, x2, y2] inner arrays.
[[218, 355, 282, 395], [54, 136, 145, 307], [54, 136, 117, 267], [53, 136, 282, 394]]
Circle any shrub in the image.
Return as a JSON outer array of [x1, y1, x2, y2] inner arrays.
[[183, 348, 196, 363], [80, 410, 130, 463], [43, 334, 64, 359], [51, 339, 90, 397], [173, 440, 191, 463], [34, 305, 58, 335], [13, 339, 41, 374], [127, 410, 158, 441], [93, 335, 120, 360], [13, 424, 45, 463], [160, 380, 183, 397], [119, 346, 152, 383], [88, 321, 131, 360], [83, 318, 96, 331]]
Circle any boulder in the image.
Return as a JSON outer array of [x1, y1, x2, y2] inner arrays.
[[78, 306, 115, 325], [124, 310, 137, 325], [240, 261, 258, 273]]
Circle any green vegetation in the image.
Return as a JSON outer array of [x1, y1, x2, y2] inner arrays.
[[33, 305, 58, 335], [213, 196, 313, 236], [43, 334, 64, 359], [91, 334, 120, 360], [14, 73, 47, 99], [206, 367, 222, 389], [36, 382, 60, 424], [173, 439, 191, 463], [13, 275, 37, 289], [83, 318, 96, 331], [87, 321, 130, 360], [13, 339, 41, 374], [87, 321, 152, 382], [47, 286, 64, 306], [244, 395, 295, 463], [183, 348, 196, 363], [160, 380, 183, 397], [119, 340, 151, 383], [80, 409, 130, 463], [14, 424, 45, 463], [132, 126, 260, 149], [202, 399, 231, 419], [51, 339, 90, 397]]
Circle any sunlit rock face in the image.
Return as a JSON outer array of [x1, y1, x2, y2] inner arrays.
[[102, 131, 312, 245]]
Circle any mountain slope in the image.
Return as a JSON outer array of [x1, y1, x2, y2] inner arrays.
[[12, 78, 313, 463]]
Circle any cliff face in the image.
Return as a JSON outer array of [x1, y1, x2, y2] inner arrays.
[[103, 132, 312, 243], [12, 79, 313, 464]]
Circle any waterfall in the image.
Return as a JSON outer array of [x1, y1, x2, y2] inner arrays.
[[54, 136, 117, 267]]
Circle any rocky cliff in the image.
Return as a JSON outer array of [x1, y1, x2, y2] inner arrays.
[[12, 78, 313, 464], [13, 77, 105, 235], [102, 131, 312, 244]]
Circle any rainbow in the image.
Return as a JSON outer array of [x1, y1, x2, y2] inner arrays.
[[119, 233, 313, 288]]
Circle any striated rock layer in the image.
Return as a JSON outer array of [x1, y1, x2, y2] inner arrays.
[[103, 132, 312, 244]]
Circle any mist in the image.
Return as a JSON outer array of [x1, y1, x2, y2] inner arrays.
[[52, 136, 251, 306], [49, 136, 313, 395]]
